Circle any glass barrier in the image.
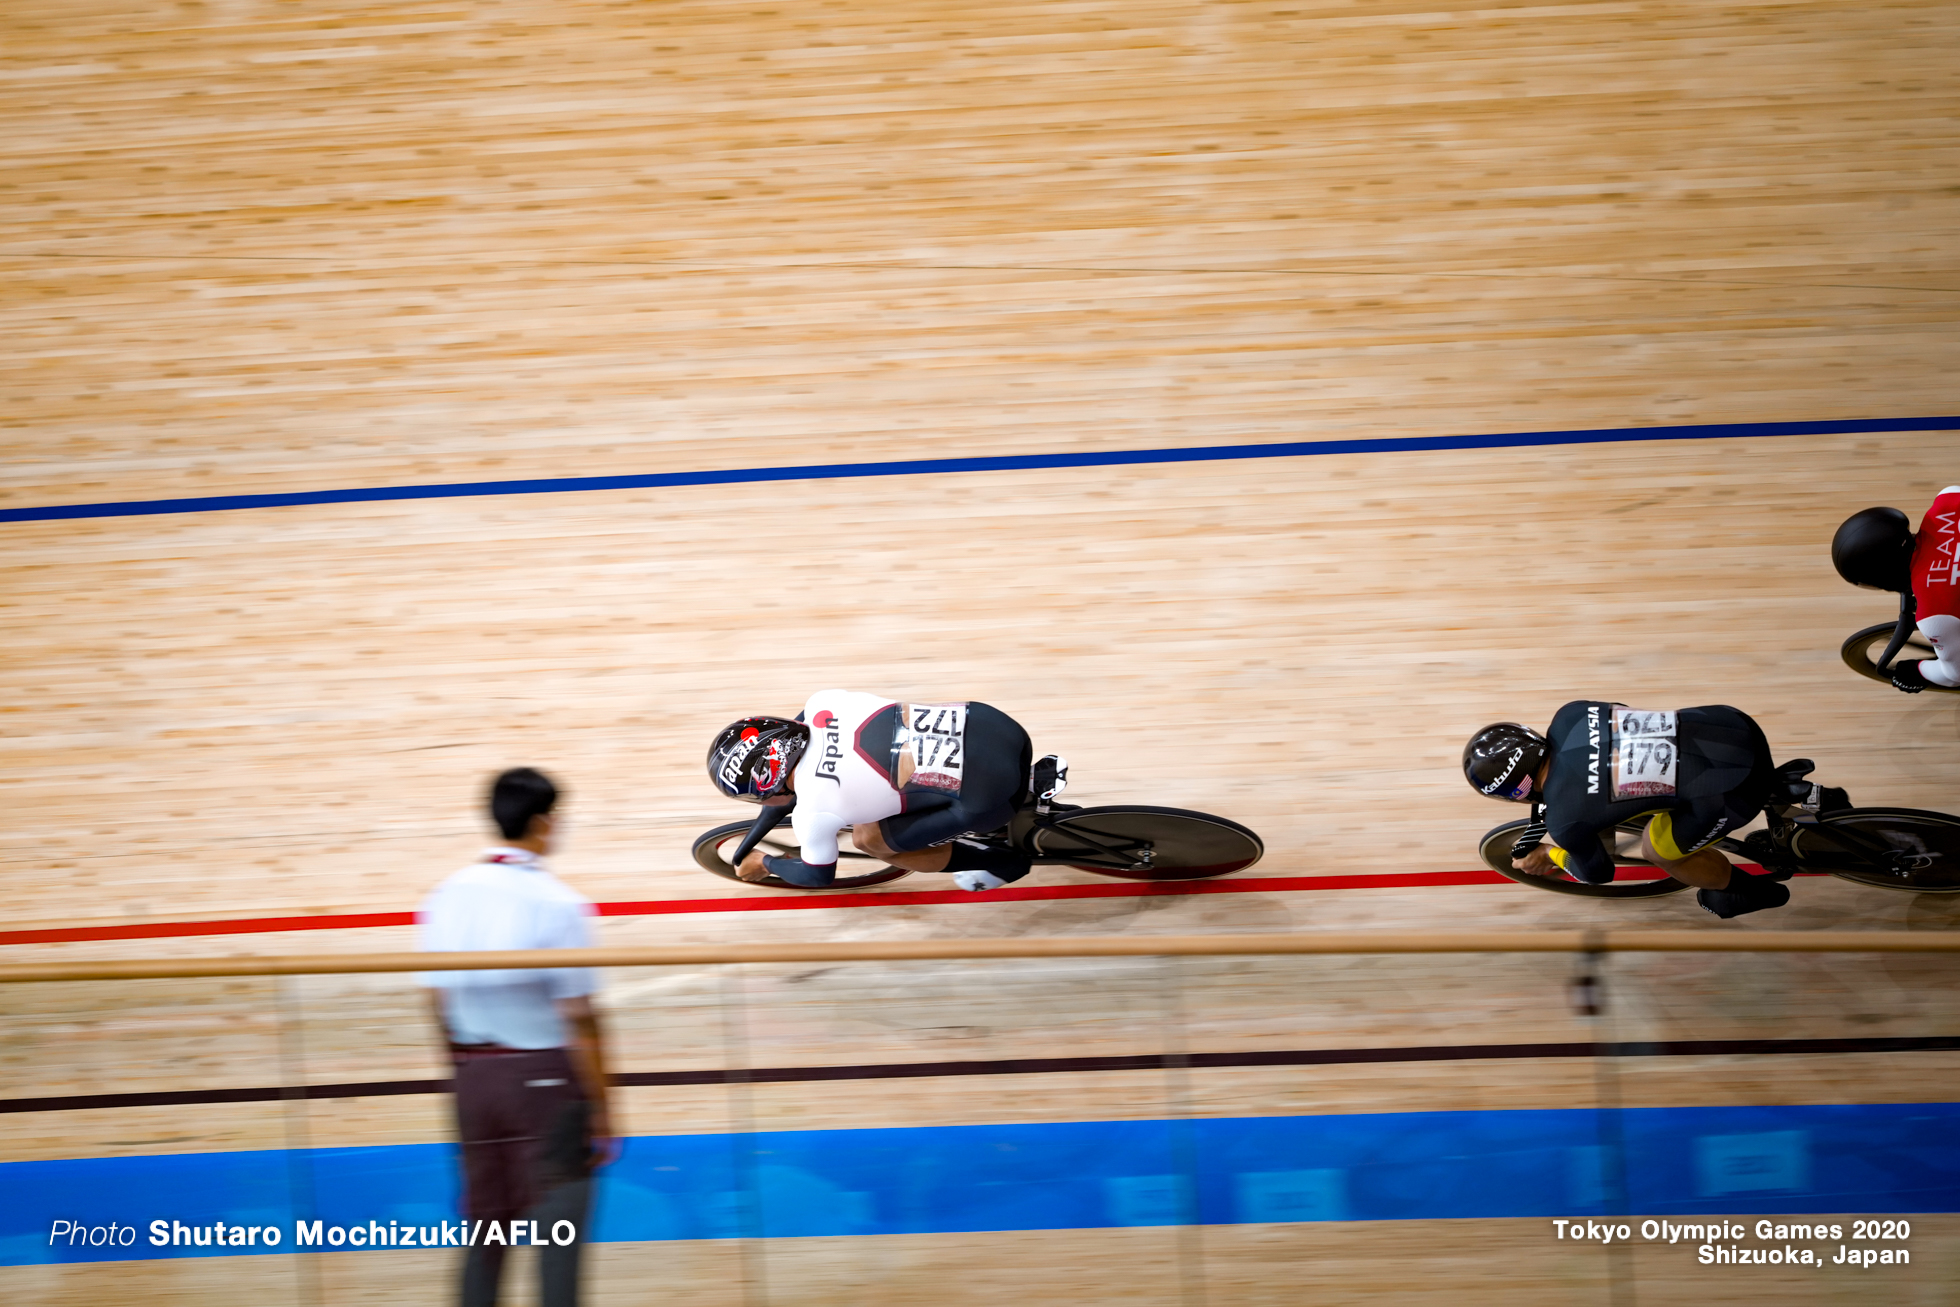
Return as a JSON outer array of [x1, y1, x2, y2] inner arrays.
[[0, 947, 1954, 1305]]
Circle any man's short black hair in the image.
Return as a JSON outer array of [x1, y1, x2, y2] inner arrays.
[[489, 767, 558, 841]]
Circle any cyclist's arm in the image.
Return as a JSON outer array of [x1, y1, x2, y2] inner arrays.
[[750, 808, 842, 886], [791, 809, 843, 866], [1507, 805, 1561, 877], [1513, 843, 1561, 876], [1543, 822, 1614, 884]]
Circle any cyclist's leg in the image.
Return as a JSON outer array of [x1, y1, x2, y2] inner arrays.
[[855, 817, 1030, 883], [938, 701, 1030, 826], [877, 704, 1033, 880], [1638, 818, 1738, 889], [1648, 748, 1789, 916], [851, 821, 952, 872], [1647, 714, 1770, 885], [879, 704, 1029, 851], [942, 836, 1032, 886]]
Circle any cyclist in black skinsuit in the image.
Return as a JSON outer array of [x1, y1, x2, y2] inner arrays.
[[1463, 703, 1792, 918]]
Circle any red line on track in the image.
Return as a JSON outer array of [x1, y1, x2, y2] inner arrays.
[[0, 911, 418, 947], [0, 865, 1770, 948], [0, 870, 1518, 946], [592, 869, 1531, 917]]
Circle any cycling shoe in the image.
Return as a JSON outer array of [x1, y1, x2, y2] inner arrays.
[[1698, 877, 1791, 919]]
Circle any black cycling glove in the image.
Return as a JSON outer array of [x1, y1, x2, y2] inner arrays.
[[761, 853, 838, 888], [1890, 660, 1929, 694]]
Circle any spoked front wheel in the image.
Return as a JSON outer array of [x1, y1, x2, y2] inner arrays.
[[691, 820, 912, 890], [1477, 818, 1694, 898], [1026, 805, 1263, 880], [1791, 807, 1960, 893], [1842, 622, 1959, 690]]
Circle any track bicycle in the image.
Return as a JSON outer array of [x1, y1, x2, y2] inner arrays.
[[1475, 760, 1960, 898], [692, 762, 1264, 890]]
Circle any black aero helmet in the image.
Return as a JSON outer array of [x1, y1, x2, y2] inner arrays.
[[1463, 722, 1550, 802], [1831, 507, 1915, 593], [707, 716, 809, 802]]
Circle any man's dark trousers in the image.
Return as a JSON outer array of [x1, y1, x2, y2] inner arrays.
[[453, 1047, 593, 1307]]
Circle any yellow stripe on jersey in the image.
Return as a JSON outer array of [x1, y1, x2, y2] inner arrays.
[[1647, 811, 1688, 862]]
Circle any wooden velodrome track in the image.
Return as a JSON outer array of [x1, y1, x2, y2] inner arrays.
[[3, 1, 1959, 1303]]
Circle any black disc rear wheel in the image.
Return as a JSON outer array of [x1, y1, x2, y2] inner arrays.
[[691, 820, 911, 890], [1792, 807, 1960, 893], [1842, 622, 1960, 691], [1477, 818, 1694, 898], [1027, 805, 1262, 880]]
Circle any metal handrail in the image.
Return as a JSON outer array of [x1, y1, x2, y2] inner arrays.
[[1, 928, 1956, 983]]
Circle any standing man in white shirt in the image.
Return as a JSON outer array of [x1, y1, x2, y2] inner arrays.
[[420, 767, 616, 1307]]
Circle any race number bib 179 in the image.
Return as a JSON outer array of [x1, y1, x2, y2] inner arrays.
[[898, 703, 967, 793], [1610, 708, 1678, 800]]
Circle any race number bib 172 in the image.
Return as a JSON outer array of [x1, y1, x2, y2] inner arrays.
[[898, 703, 967, 793], [1610, 708, 1678, 800]]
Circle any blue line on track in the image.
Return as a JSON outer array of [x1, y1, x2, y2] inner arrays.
[[4, 416, 1954, 524], [6, 1101, 1957, 1263]]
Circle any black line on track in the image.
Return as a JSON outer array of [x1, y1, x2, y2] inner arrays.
[[7, 1035, 1957, 1114]]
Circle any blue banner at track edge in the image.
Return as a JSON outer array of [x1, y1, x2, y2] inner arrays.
[[3, 416, 1955, 524], [5, 1100, 1957, 1264]]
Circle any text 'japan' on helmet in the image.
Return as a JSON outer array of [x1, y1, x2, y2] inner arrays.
[[1463, 722, 1550, 802], [1831, 507, 1914, 593], [707, 717, 809, 802]]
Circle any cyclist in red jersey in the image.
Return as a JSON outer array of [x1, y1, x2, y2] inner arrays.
[[1909, 487, 1960, 688], [1833, 487, 1960, 691]]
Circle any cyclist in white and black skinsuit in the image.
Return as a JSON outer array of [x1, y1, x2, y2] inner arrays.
[[709, 691, 1038, 891]]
